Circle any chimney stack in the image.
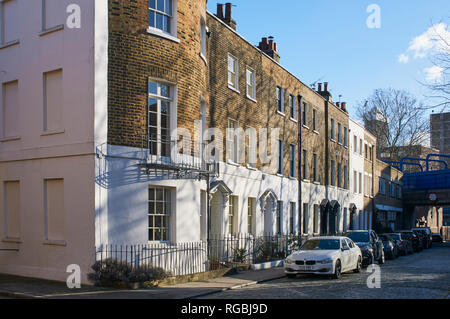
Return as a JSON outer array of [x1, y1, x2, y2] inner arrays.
[[317, 82, 332, 101], [257, 36, 280, 63], [216, 4, 224, 19], [216, 3, 236, 30], [336, 102, 341, 108], [341, 102, 347, 112]]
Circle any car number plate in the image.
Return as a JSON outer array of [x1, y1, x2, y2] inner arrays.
[[300, 265, 313, 270]]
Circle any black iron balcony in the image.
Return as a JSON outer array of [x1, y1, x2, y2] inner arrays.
[[138, 135, 218, 178]]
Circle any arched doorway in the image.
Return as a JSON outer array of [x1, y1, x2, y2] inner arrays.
[[259, 189, 278, 235]]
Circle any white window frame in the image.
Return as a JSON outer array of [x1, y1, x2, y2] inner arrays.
[[227, 118, 239, 164], [200, 16, 207, 62], [227, 54, 239, 92], [246, 67, 256, 101], [148, 187, 172, 243], [289, 94, 296, 120], [289, 144, 296, 178], [147, 0, 179, 43], [148, 79, 174, 157], [276, 86, 284, 114]]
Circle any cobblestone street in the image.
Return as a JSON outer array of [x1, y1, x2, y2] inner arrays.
[[199, 242, 450, 299]]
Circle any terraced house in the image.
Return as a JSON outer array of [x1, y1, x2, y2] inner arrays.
[[0, 0, 400, 284]]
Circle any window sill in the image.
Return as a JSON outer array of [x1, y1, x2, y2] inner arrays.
[[246, 164, 257, 170], [330, 139, 336, 143], [39, 25, 64, 37], [43, 240, 67, 247], [276, 173, 284, 178], [2, 237, 22, 244], [146, 27, 180, 43], [302, 124, 309, 130], [228, 85, 240, 94], [289, 117, 298, 123], [276, 110, 285, 117], [312, 130, 320, 135], [313, 181, 321, 185], [246, 95, 257, 103], [302, 179, 311, 183], [289, 176, 297, 180], [0, 136, 21, 142], [0, 39, 20, 50], [41, 129, 65, 137]]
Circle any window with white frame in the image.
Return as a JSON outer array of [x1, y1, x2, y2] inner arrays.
[[313, 153, 318, 182], [227, 118, 239, 163], [289, 144, 296, 178], [359, 139, 363, 155], [276, 201, 283, 235], [313, 204, 319, 234], [248, 198, 255, 234], [1, 0, 18, 45], [148, 0, 174, 34], [353, 170, 358, 193], [245, 126, 256, 168], [344, 127, 348, 147], [246, 67, 256, 100], [312, 109, 317, 131], [1, 80, 19, 138], [229, 195, 238, 235], [359, 172, 362, 194], [148, 187, 171, 242], [289, 94, 296, 120], [344, 165, 348, 189], [276, 86, 283, 113], [331, 160, 336, 186], [331, 118, 335, 140], [148, 80, 172, 157], [337, 123, 342, 144], [200, 17, 207, 59], [228, 54, 238, 90], [302, 102, 308, 126], [303, 203, 309, 234], [302, 149, 308, 179], [278, 139, 284, 175], [354, 135, 358, 153], [337, 162, 342, 188], [290, 202, 295, 234]]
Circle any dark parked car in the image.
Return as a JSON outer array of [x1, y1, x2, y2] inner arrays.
[[432, 233, 443, 243], [344, 230, 385, 266], [412, 229, 427, 250], [379, 234, 398, 259], [399, 230, 422, 252], [388, 232, 413, 255], [412, 227, 433, 248]]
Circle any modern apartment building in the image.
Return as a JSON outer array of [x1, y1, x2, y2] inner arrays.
[[0, 0, 397, 283], [430, 112, 450, 166]]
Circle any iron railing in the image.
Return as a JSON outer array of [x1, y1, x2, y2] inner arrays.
[[95, 234, 345, 277]]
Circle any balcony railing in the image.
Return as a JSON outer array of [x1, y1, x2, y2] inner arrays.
[[139, 135, 218, 177]]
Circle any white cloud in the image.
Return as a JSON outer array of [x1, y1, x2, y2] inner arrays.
[[406, 23, 450, 59], [398, 53, 409, 63], [424, 65, 444, 82]]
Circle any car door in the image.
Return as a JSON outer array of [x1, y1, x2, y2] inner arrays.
[[346, 238, 358, 267], [370, 231, 379, 260], [341, 239, 351, 271]]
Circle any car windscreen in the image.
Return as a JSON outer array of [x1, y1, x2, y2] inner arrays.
[[344, 232, 370, 243], [300, 239, 340, 250]]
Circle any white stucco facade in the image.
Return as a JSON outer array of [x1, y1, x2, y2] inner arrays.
[[0, 0, 108, 284], [349, 119, 365, 230]]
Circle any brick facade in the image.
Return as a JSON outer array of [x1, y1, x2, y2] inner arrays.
[[108, 0, 209, 148]]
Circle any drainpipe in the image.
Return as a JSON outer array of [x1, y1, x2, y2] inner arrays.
[[298, 94, 303, 236]]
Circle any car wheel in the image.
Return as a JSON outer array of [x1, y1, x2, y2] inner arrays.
[[378, 249, 385, 264], [333, 260, 342, 279], [286, 274, 296, 279], [353, 256, 362, 273]]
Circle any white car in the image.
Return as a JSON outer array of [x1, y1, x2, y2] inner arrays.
[[284, 236, 362, 279]]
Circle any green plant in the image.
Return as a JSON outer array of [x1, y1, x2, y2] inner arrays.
[[233, 248, 247, 263], [88, 258, 171, 286]]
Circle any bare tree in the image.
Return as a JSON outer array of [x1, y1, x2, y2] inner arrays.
[[424, 20, 450, 111], [357, 88, 430, 161]]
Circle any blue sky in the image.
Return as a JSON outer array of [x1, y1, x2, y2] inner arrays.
[[207, 0, 450, 120]]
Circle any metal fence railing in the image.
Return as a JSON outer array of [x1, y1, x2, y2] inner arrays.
[[95, 233, 345, 277]]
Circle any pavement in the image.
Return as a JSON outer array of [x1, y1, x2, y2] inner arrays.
[[0, 267, 286, 299]]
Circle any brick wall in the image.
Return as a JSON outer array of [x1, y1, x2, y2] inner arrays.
[[108, 0, 209, 148]]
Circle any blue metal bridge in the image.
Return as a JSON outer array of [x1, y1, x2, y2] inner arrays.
[[384, 154, 450, 206]]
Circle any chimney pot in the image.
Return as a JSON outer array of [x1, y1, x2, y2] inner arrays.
[[217, 4, 224, 19], [273, 42, 277, 52], [324, 82, 328, 92], [336, 102, 341, 108], [318, 83, 322, 92], [341, 102, 347, 111]]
